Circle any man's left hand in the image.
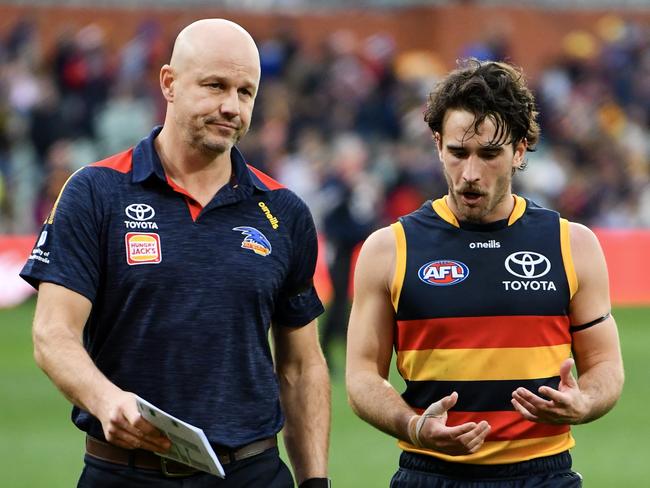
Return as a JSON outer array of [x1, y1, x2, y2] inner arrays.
[[511, 358, 589, 425]]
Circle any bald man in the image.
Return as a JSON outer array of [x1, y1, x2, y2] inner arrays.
[[21, 19, 331, 488]]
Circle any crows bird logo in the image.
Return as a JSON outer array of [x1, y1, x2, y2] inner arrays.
[[233, 226, 272, 256]]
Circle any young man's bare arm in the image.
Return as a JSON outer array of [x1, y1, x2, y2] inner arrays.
[[33, 282, 169, 451], [273, 320, 330, 484], [345, 227, 414, 439], [346, 227, 490, 455], [512, 223, 624, 424]]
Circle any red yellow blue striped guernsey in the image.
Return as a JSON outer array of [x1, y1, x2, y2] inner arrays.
[[391, 195, 578, 464]]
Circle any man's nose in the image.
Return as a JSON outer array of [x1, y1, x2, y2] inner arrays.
[[462, 155, 481, 183], [220, 89, 240, 117]]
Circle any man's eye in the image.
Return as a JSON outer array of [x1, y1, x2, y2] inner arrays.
[[482, 152, 500, 160]]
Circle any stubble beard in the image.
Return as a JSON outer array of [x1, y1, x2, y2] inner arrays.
[[189, 121, 243, 157], [445, 170, 512, 224]]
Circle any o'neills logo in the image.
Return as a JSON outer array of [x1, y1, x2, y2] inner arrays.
[[469, 239, 500, 249], [258, 201, 279, 230], [125, 232, 162, 265]]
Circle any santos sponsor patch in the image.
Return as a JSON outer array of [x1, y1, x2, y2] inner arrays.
[[125, 232, 162, 265], [418, 259, 469, 286]]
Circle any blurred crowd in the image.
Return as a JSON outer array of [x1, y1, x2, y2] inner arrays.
[[1, 16, 650, 232], [2, 15, 649, 237]]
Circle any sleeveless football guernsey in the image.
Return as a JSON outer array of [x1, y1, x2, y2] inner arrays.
[[391, 195, 578, 464]]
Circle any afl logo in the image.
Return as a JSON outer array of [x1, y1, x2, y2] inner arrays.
[[418, 260, 469, 286], [505, 251, 551, 279], [125, 204, 155, 221]]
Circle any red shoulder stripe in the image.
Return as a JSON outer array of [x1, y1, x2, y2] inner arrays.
[[247, 164, 285, 190], [91, 148, 133, 174]]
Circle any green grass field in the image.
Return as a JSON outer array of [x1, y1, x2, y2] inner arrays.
[[1, 300, 648, 487]]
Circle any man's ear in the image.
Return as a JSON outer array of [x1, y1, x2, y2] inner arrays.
[[513, 138, 528, 169], [434, 132, 443, 159], [159, 64, 175, 102]]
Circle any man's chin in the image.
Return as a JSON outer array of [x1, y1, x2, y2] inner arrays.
[[458, 205, 489, 224], [201, 138, 234, 155]]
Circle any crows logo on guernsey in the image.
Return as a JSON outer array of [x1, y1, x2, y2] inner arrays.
[[233, 226, 272, 256]]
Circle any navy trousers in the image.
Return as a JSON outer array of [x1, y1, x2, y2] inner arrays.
[[77, 447, 294, 488], [390, 451, 582, 488]]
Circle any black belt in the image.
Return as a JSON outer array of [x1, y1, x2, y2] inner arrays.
[[85, 435, 277, 477]]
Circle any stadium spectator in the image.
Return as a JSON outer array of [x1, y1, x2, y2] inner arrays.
[[320, 133, 382, 365], [21, 18, 330, 488], [346, 59, 624, 487]]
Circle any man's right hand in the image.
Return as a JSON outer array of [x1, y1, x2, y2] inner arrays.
[[408, 392, 491, 456], [96, 390, 171, 453], [32, 284, 172, 454]]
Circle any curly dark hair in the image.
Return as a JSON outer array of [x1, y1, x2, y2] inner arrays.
[[424, 59, 540, 168]]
